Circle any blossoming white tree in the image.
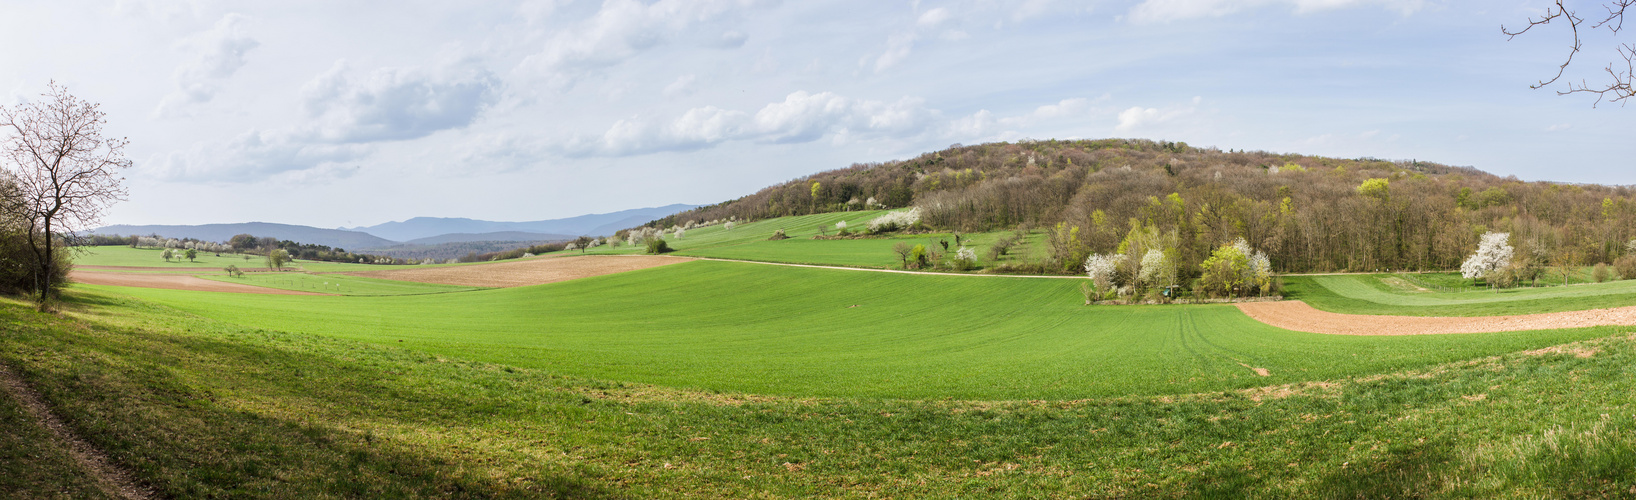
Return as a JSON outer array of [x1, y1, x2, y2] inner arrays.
[[867, 207, 921, 232], [1084, 253, 1126, 300], [724, 221, 735, 231], [1136, 249, 1173, 288], [1461, 232, 1514, 280]]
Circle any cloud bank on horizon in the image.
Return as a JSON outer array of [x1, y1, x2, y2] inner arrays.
[[0, 0, 1627, 228]]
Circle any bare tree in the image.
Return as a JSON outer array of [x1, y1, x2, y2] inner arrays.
[[1505, 1, 1636, 105], [0, 82, 131, 306]]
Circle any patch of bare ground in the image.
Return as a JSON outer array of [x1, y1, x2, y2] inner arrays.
[[70, 271, 329, 295], [1237, 300, 1636, 335], [342, 255, 692, 288], [0, 363, 157, 500]]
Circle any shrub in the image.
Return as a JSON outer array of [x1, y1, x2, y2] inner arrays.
[[892, 242, 912, 269], [645, 238, 671, 254], [223, 265, 244, 277], [909, 244, 929, 269], [1594, 262, 1612, 283], [768, 229, 788, 241], [867, 208, 922, 233], [1616, 255, 1636, 280], [952, 246, 977, 271]]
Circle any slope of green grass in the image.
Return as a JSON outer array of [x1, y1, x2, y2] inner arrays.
[[72, 246, 240, 268], [84, 261, 1614, 400], [1287, 274, 1636, 316], [3, 292, 1636, 497], [575, 210, 1052, 270], [197, 273, 484, 296], [0, 374, 110, 499]]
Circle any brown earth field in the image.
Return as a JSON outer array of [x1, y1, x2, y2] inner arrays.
[[1237, 300, 1636, 335], [340, 255, 693, 288], [70, 271, 330, 295]]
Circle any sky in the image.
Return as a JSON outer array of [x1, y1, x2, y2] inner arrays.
[[1, 0, 1631, 229]]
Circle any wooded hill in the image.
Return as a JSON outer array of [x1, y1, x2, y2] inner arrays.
[[646, 139, 1636, 275]]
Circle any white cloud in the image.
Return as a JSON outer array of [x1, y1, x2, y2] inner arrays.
[[152, 60, 500, 182], [663, 74, 697, 98], [1115, 97, 1202, 132], [298, 60, 502, 143], [515, 0, 765, 89], [153, 13, 259, 117], [918, 7, 953, 27], [559, 90, 939, 157], [1127, 0, 1424, 24]]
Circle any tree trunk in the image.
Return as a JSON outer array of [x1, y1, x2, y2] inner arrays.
[[39, 217, 52, 306]]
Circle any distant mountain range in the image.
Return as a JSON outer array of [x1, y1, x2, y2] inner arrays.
[[92, 222, 396, 251], [93, 204, 699, 251], [341, 204, 699, 242]]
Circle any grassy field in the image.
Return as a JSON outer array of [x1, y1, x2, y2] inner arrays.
[[197, 273, 484, 296], [73, 245, 437, 273], [3, 291, 1636, 497], [83, 260, 1616, 400], [1288, 274, 1636, 316], [575, 210, 1056, 271]]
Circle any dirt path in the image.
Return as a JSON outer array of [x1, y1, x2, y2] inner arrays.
[[1237, 300, 1636, 335], [72, 271, 330, 295], [0, 363, 157, 500], [342, 254, 693, 288]]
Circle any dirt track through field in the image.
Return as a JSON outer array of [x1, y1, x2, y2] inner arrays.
[[71, 271, 329, 295], [341, 255, 693, 288], [0, 363, 157, 499], [1237, 300, 1636, 335]]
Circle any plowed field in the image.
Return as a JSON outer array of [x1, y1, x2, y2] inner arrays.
[[1237, 300, 1636, 335]]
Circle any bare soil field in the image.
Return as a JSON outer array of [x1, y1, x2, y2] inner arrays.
[[70, 271, 329, 296], [1237, 300, 1636, 335], [341, 255, 693, 288]]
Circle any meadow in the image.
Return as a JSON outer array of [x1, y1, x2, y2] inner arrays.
[[579, 210, 1055, 270], [4, 290, 1635, 498], [88, 260, 1616, 400]]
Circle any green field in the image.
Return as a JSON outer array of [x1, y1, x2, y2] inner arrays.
[[1288, 273, 1636, 316], [198, 273, 484, 296], [576, 210, 1055, 270], [73, 245, 439, 273], [4, 290, 1636, 498], [86, 261, 1615, 400]]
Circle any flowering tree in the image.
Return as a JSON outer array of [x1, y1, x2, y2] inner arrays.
[[1136, 249, 1174, 289], [724, 221, 735, 231], [1199, 244, 1248, 298], [836, 220, 847, 231], [1084, 253, 1126, 300], [867, 208, 921, 233], [1461, 232, 1514, 281]]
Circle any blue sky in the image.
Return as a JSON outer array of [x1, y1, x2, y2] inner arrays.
[[2, 0, 1629, 228]]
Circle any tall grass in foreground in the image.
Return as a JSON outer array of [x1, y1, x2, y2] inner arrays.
[[3, 292, 1636, 498]]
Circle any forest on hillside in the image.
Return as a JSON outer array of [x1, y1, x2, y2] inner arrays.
[[646, 139, 1636, 276]]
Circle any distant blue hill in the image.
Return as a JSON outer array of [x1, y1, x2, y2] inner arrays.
[[93, 204, 700, 250], [343, 204, 700, 242], [93, 222, 395, 251]]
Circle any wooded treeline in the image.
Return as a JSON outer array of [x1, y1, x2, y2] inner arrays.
[[650, 139, 1636, 275]]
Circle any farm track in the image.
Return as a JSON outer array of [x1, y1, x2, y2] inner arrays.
[[1238, 300, 1636, 335], [0, 363, 157, 500]]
